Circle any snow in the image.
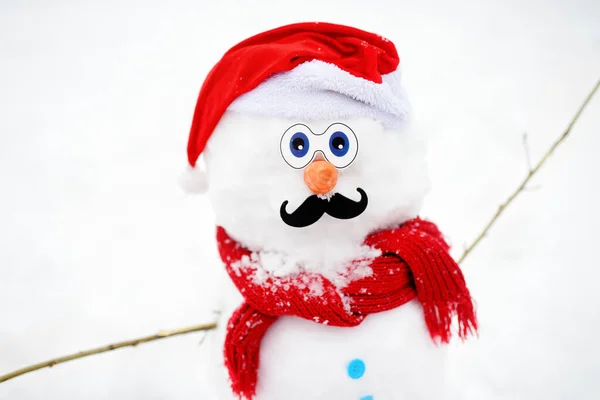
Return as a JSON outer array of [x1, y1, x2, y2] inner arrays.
[[230, 241, 378, 288], [1, 0, 599, 399]]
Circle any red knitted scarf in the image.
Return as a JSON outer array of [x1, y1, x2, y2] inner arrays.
[[217, 218, 477, 399]]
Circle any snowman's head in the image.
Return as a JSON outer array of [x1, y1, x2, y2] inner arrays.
[[185, 23, 430, 268]]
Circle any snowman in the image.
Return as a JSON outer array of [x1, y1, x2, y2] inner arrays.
[[182, 22, 477, 400]]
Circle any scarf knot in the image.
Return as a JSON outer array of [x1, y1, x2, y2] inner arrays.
[[217, 218, 477, 399]]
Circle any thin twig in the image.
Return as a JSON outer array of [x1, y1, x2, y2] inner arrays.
[[0, 322, 217, 384], [1, 79, 598, 386], [458, 78, 600, 264]]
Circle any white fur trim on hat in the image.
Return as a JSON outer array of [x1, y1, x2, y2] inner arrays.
[[228, 60, 411, 128]]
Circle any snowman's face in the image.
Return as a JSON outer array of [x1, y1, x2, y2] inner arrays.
[[204, 111, 429, 269]]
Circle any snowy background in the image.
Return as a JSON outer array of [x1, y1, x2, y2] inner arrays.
[[1, 0, 599, 399]]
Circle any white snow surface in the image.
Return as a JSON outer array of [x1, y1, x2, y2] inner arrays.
[[1, 0, 600, 399]]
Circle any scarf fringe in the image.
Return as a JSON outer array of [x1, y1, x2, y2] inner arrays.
[[224, 305, 277, 400], [422, 299, 478, 344]]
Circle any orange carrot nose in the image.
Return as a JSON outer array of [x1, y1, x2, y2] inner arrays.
[[304, 160, 338, 195]]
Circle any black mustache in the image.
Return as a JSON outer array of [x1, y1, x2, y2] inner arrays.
[[280, 188, 368, 228]]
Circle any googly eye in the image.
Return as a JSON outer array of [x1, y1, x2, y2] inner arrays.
[[280, 124, 314, 169], [323, 123, 358, 168], [329, 131, 350, 157], [290, 132, 309, 158]]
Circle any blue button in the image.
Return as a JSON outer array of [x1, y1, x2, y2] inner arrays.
[[360, 396, 374, 400], [347, 358, 366, 380]]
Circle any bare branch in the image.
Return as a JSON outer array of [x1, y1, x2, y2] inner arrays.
[[459, 78, 600, 264], [0, 322, 217, 384]]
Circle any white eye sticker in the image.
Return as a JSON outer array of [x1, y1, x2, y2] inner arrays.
[[279, 123, 359, 170], [321, 123, 359, 169], [280, 123, 314, 169]]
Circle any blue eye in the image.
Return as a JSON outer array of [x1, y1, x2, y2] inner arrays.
[[289, 132, 309, 158], [329, 131, 350, 157]]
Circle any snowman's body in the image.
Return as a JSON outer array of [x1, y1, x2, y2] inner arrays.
[[209, 285, 447, 400], [201, 111, 449, 399], [185, 23, 475, 400], [256, 303, 447, 400]]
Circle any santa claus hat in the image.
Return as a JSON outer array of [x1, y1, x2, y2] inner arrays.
[[181, 22, 410, 194]]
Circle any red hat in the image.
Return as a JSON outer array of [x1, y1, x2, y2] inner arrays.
[[182, 22, 408, 193]]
